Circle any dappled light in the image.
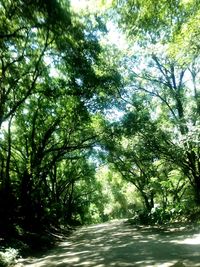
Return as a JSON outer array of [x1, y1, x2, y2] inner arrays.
[[1, 0, 200, 266], [173, 234, 200, 245], [18, 220, 200, 267]]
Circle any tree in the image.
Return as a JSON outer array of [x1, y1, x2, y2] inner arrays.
[[109, 0, 200, 207], [0, 0, 121, 237]]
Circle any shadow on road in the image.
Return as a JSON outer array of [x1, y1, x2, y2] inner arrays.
[[19, 220, 200, 267]]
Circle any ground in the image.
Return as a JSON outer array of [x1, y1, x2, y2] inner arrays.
[[15, 219, 200, 267]]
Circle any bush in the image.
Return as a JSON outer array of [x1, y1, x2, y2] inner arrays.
[[129, 207, 172, 225], [0, 248, 19, 267]]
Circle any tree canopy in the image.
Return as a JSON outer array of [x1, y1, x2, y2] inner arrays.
[[1, 0, 200, 254]]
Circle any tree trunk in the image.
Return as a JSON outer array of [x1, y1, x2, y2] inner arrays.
[[20, 170, 35, 230], [141, 191, 154, 212]]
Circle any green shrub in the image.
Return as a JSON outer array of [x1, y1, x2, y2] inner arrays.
[[0, 248, 19, 267]]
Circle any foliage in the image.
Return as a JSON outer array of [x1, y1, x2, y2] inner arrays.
[[94, 165, 137, 221], [88, 0, 200, 226], [0, 0, 121, 242], [1, 0, 200, 254], [0, 248, 18, 267]]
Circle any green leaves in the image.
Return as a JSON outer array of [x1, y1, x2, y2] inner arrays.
[[0, 0, 124, 234]]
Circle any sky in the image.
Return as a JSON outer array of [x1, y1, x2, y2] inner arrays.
[[70, 0, 113, 12], [70, 0, 92, 10], [70, 0, 128, 51]]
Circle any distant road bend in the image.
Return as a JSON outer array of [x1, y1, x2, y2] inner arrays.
[[16, 219, 200, 267]]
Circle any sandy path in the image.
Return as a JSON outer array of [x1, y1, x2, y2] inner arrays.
[[16, 220, 200, 267]]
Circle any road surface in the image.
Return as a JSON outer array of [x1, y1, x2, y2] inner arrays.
[[16, 220, 200, 267]]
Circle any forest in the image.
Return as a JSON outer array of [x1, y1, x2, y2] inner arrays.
[[0, 0, 200, 263]]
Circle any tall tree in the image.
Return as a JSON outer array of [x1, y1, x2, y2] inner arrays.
[[0, 0, 121, 236], [108, 0, 200, 206]]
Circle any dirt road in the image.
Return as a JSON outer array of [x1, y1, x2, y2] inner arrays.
[[17, 220, 200, 267]]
